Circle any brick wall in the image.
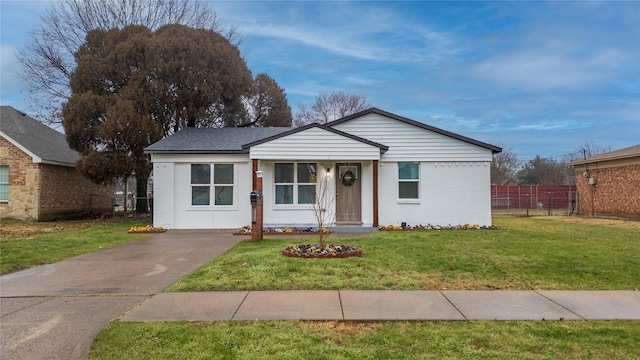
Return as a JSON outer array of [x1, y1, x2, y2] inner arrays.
[[0, 137, 40, 220], [1, 136, 114, 221], [39, 163, 114, 220], [575, 164, 640, 217]]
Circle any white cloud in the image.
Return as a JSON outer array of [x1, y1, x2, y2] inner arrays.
[[469, 46, 630, 90], [224, 2, 460, 65]]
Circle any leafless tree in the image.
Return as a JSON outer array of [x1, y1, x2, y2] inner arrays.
[[490, 144, 518, 185], [562, 140, 612, 185], [294, 91, 371, 126], [308, 166, 335, 249], [17, 0, 232, 123], [563, 139, 612, 163]]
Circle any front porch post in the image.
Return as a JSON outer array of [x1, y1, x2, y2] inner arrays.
[[251, 159, 263, 242], [373, 160, 379, 227]]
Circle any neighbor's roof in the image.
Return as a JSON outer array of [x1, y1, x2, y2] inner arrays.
[[568, 144, 640, 166], [0, 106, 79, 166], [327, 108, 502, 154], [144, 127, 292, 154]]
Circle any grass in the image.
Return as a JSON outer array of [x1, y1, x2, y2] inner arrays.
[[0, 217, 150, 274], [90, 320, 640, 359], [168, 216, 640, 291], [87, 216, 639, 359]]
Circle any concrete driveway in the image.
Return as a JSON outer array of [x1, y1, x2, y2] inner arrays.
[[0, 230, 243, 360]]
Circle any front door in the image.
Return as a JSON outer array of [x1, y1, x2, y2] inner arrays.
[[336, 163, 361, 224]]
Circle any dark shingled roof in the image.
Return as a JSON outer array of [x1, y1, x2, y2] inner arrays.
[[0, 106, 79, 166], [144, 127, 292, 154]]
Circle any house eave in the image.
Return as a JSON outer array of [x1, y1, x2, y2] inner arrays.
[[38, 160, 76, 167], [568, 154, 640, 166], [145, 149, 249, 155]]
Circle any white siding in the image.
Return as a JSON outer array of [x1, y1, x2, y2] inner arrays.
[[151, 162, 175, 229], [150, 153, 252, 229], [250, 127, 381, 160], [378, 161, 492, 227], [332, 113, 494, 162], [259, 161, 375, 228]]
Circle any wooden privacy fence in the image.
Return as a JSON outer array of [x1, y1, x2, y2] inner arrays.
[[491, 185, 578, 216]]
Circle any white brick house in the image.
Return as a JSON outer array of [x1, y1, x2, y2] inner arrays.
[[145, 108, 501, 230]]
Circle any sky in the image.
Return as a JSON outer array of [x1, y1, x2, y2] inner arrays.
[[1, 1, 639, 163]]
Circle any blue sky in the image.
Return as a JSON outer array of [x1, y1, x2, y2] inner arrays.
[[1, 1, 639, 162]]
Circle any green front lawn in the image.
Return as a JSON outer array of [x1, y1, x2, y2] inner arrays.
[[91, 216, 639, 359], [90, 320, 640, 360], [0, 218, 149, 274], [168, 217, 640, 291]]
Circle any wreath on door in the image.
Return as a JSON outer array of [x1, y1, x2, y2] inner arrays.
[[341, 169, 357, 187]]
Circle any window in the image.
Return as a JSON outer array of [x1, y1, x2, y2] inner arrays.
[[398, 162, 419, 199], [0, 166, 8, 201], [213, 164, 233, 205], [190, 164, 234, 206], [275, 162, 316, 205]]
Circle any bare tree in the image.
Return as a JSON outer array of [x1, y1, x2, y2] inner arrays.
[[294, 91, 371, 126], [563, 139, 612, 162], [563, 139, 612, 185], [490, 144, 518, 185], [308, 166, 335, 249], [17, 0, 230, 123]]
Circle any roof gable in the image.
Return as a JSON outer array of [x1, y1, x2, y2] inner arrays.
[[244, 124, 388, 160], [241, 123, 388, 152], [327, 108, 502, 154], [0, 106, 79, 166]]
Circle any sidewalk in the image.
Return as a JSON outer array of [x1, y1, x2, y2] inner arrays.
[[121, 290, 640, 322]]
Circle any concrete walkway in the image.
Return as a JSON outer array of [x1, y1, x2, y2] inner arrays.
[[0, 230, 243, 360], [121, 290, 640, 322]]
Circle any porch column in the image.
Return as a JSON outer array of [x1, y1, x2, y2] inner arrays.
[[251, 159, 263, 242], [372, 160, 379, 227]]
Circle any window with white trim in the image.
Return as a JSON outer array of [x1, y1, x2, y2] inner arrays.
[[0, 166, 8, 201], [190, 164, 234, 206], [275, 162, 317, 205], [398, 162, 419, 199]]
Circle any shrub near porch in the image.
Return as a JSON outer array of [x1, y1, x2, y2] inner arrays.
[[167, 216, 640, 292]]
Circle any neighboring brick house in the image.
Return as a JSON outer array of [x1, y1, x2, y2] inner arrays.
[[0, 106, 113, 221], [568, 144, 640, 219]]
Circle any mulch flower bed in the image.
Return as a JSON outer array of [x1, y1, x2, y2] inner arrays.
[[281, 244, 362, 258]]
